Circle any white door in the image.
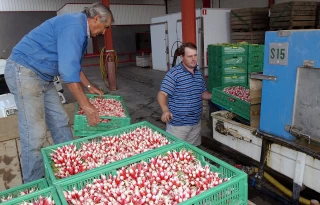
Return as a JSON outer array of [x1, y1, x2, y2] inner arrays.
[[150, 22, 168, 71], [176, 19, 202, 68]]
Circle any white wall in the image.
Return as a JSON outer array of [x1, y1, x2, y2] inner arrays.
[[0, 0, 164, 11]]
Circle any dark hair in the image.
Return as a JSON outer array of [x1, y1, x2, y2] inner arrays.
[[178, 42, 197, 56], [82, 2, 114, 23]]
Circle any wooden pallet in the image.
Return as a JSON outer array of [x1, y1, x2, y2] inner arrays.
[[270, 1, 317, 30], [270, 20, 315, 30], [231, 31, 265, 44], [231, 7, 269, 32]]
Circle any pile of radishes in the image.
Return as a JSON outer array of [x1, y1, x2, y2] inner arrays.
[[223, 86, 250, 102], [1, 187, 38, 202], [64, 149, 229, 205], [50, 127, 170, 178], [78, 98, 126, 122], [18, 196, 55, 205]]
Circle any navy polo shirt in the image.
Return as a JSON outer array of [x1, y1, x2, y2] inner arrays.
[[160, 63, 207, 126]]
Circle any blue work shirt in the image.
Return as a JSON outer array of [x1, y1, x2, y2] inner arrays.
[[10, 13, 88, 83], [160, 63, 207, 126]]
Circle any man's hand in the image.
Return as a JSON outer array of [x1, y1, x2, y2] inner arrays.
[[88, 85, 103, 97], [161, 110, 173, 123], [81, 104, 100, 126]]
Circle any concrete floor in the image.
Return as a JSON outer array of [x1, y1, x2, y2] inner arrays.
[[62, 63, 283, 205]]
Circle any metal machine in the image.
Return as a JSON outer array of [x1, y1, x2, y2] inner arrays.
[[259, 30, 320, 144]]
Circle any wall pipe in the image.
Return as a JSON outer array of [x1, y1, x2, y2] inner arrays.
[[181, 0, 196, 44], [101, 0, 117, 91]]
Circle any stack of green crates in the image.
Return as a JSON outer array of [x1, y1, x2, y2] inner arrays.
[[247, 44, 264, 86], [208, 43, 264, 120], [247, 44, 264, 73], [208, 43, 248, 91]]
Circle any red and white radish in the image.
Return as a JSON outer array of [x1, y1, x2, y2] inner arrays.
[[223, 86, 250, 102], [64, 150, 230, 205], [50, 127, 170, 178]]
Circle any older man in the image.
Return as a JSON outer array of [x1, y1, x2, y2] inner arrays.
[[158, 42, 212, 146], [4, 2, 113, 183]]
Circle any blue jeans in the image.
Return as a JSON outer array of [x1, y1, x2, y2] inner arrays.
[[4, 59, 73, 183]]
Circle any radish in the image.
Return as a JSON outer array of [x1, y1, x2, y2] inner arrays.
[[50, 127, 170, 178], [64, 150, 230, 205], [223, 86, 250, 102]]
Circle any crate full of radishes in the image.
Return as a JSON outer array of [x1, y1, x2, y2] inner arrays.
[[211, 85, 254, 120], [1, 187, 61, 205], [41, 121, 182, 185], [0, 178, 48, 204], [73, 94, 131, 137], [55, 143, 248, 205]]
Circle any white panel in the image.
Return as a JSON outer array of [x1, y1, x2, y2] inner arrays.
[[202, 9, 231, 76], [57, 4, 165, 25], [0, 0, 164, 11], [304, 156, 320, 192], [211, 113, 262, 162], [151, 23, 168, 71]]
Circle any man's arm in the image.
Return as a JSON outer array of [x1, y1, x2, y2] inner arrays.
[[202, 91, 212, 100], [157, 91, 173, 123], [67, 83, 100, 126], [80, 71, 103, 96]]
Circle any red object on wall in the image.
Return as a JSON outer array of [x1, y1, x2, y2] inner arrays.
[[181, 0, 196, 45], [202, 9, 207, 15]]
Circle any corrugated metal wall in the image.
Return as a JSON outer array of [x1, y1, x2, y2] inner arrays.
[[167, 0, 202, 13], [58, 4, 165, 25], [211, 0, 268, 8], [0, 0, 164, 11]]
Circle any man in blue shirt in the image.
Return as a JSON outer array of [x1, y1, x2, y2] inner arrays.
[[158, 42, 212, 146], [4, 3, 113, 183]]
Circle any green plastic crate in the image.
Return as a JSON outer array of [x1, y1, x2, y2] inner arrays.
[[212, 55, 248, 66], [248, 54, 264, 64], [248, 44, 264, 54], [0, 178, 48, 204], [55, 143, 248, 205], [213, 64, 247, 75], [212, 45, 248, 55], [248, 63, 263, 73], [41, 121, 182, 185], [211, 85, 251, 120], [208, 72, 248, 90], [1, 187, 61, 205], [73, 94, 131, 137]]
